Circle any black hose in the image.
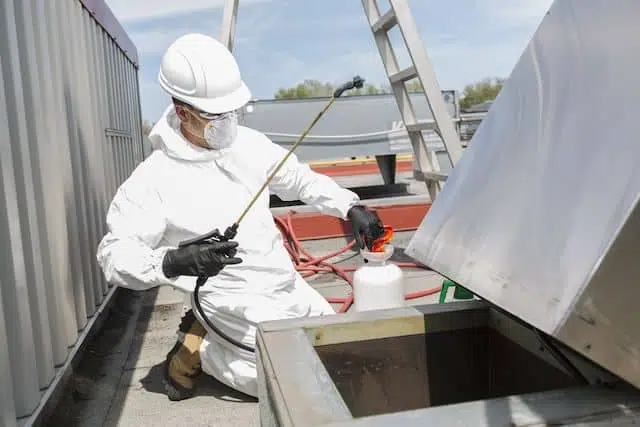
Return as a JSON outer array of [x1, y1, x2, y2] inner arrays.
[[193, 277, 256, 353]]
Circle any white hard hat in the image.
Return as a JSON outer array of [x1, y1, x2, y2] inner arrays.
[[158, 33, 251, 114]]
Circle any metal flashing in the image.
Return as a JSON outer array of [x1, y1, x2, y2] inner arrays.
[[78, 0, 139, 67]]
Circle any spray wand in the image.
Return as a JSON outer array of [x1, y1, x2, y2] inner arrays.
[[179, 76, 364, 248], [177, 76, 365, 352]]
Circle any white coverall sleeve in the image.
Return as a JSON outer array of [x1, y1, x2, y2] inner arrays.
[[266, 141, 360, 219], [96, 180, 176, 291]]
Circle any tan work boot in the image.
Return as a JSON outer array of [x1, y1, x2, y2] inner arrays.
[[163, 310, 207, 401]]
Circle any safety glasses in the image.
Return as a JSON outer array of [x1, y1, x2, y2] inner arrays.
[[196, 109, 234, 121]]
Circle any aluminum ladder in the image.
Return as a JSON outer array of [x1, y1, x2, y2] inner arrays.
[[361, 0, 463, 200], [219, 0, 463, 201]]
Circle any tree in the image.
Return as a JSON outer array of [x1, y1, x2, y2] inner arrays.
[[274, 79, 389, 99], [406, 80, 423, 93], [459, 77, 505, 109], [273, 76, 505, 108]]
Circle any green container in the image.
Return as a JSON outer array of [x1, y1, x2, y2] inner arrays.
[[453, 285, 474, 300], [439, 279, 474, 303]]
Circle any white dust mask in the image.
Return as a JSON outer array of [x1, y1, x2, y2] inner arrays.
[[203, 111, 238, 150]]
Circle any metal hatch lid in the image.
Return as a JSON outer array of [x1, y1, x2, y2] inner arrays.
[[405, 0, 640, 389]]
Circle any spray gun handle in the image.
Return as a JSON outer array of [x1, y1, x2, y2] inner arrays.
[[333, 76, 365, 98], [179, 223, 239, 290], [178, 223, 238, 248], [223, 223, 239, 241], [178, 228, 225, 247]]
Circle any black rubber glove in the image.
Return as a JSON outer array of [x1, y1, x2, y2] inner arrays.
[[162, 241, 242, 278], [347, 205, 385, 250]]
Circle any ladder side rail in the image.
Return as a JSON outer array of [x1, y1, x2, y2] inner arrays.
[[362, 0, 442, 200], [388, 0, 463, 166], [220, 0, 240, 52]]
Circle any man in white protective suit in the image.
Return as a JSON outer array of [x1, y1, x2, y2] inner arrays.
[[96, 33, 385, 401]]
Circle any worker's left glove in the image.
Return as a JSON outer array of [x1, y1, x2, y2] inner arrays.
[[347, 205, 385, 250], [161, 241, 242, 279]]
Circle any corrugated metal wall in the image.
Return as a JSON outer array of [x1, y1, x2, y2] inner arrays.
[[0, 0, 144, 425]]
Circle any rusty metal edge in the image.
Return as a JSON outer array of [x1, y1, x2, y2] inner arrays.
[[77, 0, 139, 67], [311, 159, 414, 177], [275, 203, 431, 241]]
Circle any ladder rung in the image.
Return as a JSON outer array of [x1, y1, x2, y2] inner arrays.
[[422, 171, 448, 182], [406, 120, 435, 132], [389, 66, 417, 84], [372, 9, 397, 33]]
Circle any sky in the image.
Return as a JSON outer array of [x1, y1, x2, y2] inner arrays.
[[104, 0, 554, 122]]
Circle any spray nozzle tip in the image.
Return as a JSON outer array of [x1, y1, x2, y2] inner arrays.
[[370, 226, 394, 252]]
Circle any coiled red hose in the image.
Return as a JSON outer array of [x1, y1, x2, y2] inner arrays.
[[273, 213, 441, 313]]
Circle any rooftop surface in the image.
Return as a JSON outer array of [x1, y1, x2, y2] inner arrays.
[[45, 169, 447, 427]]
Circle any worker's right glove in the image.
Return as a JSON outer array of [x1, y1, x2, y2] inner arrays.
[[347, 205, 385, 250], [161, 241, 242, 279]]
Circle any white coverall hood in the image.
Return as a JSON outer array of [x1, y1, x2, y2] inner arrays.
[[97, 106, 359, 396], [148, 105, 233, 162]]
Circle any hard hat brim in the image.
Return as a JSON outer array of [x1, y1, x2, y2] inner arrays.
[[168, 81, 252, 115]]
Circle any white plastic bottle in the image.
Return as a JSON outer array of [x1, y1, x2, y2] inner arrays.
[[352, 244, 405, 312]]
